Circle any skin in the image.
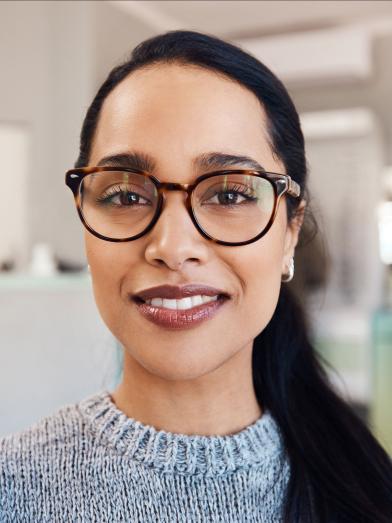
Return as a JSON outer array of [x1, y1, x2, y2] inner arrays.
[[86, 63, 305, 436]]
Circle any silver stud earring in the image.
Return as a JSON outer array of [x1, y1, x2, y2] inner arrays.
[[281, 256, 294, 283]]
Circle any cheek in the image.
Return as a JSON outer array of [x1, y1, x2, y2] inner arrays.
[[234, 225, 286, 332], [84, 234, 135, 322], [249, 262, 281, 331]]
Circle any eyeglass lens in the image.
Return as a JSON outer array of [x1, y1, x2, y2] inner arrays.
[[79, 171, 276, 242]]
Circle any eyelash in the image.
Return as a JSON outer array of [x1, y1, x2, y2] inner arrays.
[[206, 184, 257, 203], [95, 185, 151, 206]]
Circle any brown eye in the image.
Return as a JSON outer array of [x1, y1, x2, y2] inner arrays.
[[118, 191, 145, 206], [95, 186, 151, 207], [217, 191, 240, 205]]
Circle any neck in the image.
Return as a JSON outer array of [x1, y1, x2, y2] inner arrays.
[[111, 341, 262, 436]]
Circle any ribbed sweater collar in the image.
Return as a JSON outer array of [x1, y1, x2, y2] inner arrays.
[[78, 390, 286, 477]]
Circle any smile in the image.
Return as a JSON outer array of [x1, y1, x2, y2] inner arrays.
[[131, 283, 231, 329]]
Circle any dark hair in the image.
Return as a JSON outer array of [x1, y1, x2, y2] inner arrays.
[[76, 30, 392, 522]]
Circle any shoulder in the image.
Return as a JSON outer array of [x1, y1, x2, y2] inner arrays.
[[0, 392, 103, 519], [0, 391, 101, 485], [1, 397, 83, 458]]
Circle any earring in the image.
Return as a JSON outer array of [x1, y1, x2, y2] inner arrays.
[[281, 256, 294, 283]]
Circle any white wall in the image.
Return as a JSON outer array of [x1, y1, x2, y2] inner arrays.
[[0, 279, 119, 437], [0, 124, 30, 269]]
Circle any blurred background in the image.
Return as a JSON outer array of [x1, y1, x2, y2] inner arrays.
[[0, 1, 391, 453]]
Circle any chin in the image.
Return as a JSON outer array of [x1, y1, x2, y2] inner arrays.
[[119, 325, 245, 382]]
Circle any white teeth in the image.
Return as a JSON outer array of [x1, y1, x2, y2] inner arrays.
[[191, 295, 203, 307], [151, 297, 163, 307], [176, 297, 193, 310], [201, 295, 217, 304], [145, 295, 218, 310], [162, 298, 176, 309]]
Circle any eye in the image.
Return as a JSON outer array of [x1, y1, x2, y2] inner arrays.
[[203, 183, 258, 206], [95, 185, 152, 207]]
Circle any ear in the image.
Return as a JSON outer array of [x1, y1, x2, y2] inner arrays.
[[282, 199, 306, 272]]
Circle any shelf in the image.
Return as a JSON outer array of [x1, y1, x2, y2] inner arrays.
[[0, 272, 91, 290]]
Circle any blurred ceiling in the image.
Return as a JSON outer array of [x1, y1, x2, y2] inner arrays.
[[107, 0, 392, 162], [109, 1, 392, 37]]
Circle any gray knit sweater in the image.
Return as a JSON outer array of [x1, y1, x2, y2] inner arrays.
[[0, 390, 290, 522]]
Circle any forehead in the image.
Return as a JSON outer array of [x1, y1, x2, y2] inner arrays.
[[90, 63, 279, 172]]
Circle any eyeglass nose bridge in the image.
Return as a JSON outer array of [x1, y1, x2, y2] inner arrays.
[[154, 181, 196, 227], [157, 182, 193, 194], [156, 182, 195, 212]]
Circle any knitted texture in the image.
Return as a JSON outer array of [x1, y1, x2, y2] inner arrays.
[[0, 390, 290, 522]]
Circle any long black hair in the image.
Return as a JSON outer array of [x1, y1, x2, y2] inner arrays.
[[75, 30, 392, 523]]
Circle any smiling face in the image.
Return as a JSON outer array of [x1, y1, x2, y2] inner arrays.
[[86, 63, 303, 381]]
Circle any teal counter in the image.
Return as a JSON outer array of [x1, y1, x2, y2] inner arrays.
[[371, 308, 392, 455]]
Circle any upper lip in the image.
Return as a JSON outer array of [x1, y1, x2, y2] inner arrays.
[[133, 284, 230, 301]]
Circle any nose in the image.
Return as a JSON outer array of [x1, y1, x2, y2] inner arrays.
[[143, 192, 210, 271]]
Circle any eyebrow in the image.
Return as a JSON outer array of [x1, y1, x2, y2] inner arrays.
[[96, 151, 266, 173]]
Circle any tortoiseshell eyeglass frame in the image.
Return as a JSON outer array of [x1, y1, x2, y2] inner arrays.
[[65, 166, 301, 247]]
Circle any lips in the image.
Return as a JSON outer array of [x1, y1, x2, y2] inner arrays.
[[132, 284, 230, 329]]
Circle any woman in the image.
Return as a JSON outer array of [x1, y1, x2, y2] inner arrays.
[[1, 30, 391, 523]]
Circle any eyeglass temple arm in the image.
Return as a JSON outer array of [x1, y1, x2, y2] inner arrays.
[[286, 177, 301, 198]]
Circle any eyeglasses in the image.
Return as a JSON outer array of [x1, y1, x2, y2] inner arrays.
[[65, 166, 301, 246]]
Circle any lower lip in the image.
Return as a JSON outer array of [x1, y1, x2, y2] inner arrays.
[[134, 296, 229, 329]]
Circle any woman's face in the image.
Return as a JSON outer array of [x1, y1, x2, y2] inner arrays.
[[87, 63, 303, 381]]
